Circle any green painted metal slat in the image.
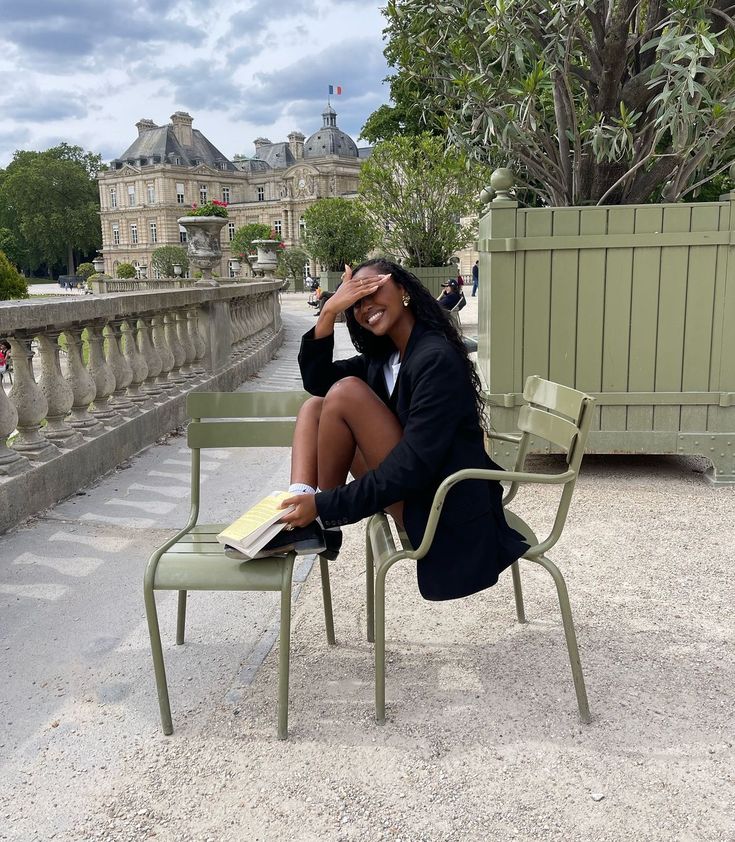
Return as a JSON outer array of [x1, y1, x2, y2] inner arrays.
[[188, 419, 297, 448], [188, 391, 308, 418], [549, 210, 579, 392], [486, 390, 735, 407], [478, 230, 731, 252], [522, 211, 553, 383]]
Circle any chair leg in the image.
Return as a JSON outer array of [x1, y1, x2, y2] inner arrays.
[[318, 556, 336, 646], [365, 520, 375, 644], [533, 556, 591, 724], [374, 563, 387, 725], [176, 590, 187, 645], [510, 562, 527, 624], [277, 561, 295, 740], [143, 586, 174, 735]]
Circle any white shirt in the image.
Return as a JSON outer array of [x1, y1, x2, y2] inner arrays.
[[383, 351, 401, 396]]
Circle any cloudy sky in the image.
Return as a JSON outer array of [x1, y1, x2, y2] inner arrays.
[[0, 0, 391, 167]]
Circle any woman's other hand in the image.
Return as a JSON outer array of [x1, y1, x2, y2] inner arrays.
[[280, 493, 318, 527]]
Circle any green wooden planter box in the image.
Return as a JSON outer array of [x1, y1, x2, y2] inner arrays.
[[478, 192, 735, 484]]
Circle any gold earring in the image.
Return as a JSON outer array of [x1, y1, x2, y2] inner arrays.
[[402, 294, 410, 307]]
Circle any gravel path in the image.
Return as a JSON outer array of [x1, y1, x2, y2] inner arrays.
[[1, 293, 733, 841]]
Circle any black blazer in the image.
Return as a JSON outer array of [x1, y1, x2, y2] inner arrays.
[[299, 323, 528, 601]]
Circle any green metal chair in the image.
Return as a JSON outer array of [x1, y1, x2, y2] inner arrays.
[[365, 375, 595, 725], [143, 391, 336, 740]]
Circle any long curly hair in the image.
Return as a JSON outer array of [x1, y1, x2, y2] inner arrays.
[[344, 258, 487, 430]]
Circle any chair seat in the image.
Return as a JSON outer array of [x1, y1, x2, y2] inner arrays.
[[154, 523, 294, 591]]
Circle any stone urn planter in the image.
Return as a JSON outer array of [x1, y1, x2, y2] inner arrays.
[[250, 239, 281, 280], [177, 216, 228, 286]]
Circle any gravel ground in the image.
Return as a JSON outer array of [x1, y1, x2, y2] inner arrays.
[[1, 295, 733, 841]]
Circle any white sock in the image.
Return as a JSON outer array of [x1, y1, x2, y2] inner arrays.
[[288, 482, 316, 496]]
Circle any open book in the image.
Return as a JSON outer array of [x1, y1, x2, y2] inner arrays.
[[216, 491, 294, 560]]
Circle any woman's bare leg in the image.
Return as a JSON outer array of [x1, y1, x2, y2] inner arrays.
[[290, 396, 323, 488], [316, 377, 405, 523]]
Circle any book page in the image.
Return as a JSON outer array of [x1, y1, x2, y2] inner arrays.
[[218, 491, 292, 545]]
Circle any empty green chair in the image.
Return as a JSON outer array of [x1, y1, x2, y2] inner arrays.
[[143, 391, 336, 740], [365, 375, 595, 725]]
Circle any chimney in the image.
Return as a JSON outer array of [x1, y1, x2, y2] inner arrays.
[[288, 131, 305, 160], [136, 118, 158, 136], [253, 137, 271, 157], [170, 111, 194, 147]]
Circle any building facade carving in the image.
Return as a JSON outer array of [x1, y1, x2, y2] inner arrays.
[[98, 107, 371, 278]]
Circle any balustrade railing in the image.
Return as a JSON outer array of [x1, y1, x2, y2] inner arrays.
[[0, 281, 284, 530]]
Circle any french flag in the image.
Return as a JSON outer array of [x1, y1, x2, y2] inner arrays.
[[328, 84, 342, 95]]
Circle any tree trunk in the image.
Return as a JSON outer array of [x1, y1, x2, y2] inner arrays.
[[67, 244, 75, 276]]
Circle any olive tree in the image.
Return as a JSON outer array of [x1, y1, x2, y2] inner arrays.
[[359, 133, 484, 267], [382, 0, 735, 205]]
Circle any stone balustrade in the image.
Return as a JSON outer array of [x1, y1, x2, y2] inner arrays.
[[0, 280, 284, 532]]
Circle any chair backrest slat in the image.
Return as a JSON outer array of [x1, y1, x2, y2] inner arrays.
[[188, 419, 297, 449], [187, 391, 309, 419], [523, 375, 585, 423], [517, 404, 578, 453]]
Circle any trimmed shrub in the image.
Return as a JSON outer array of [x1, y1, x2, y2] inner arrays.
[[0, 249, 29, 300], [116, 262, 137, 279]]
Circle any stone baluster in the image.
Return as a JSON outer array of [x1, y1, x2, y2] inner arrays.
[[164, 312, 187, 385], [187, 308, 207, 375], [8, 333, 58, 461], [152, 314, 177, 392], [106, 319, 136, 416], [64, 326, 104, 435], [230, 300, 244, 352], [37, 330, 84, 448], [138, 315, 164, 399], [0, 375, 30, 476], [242, 299, 255, 348], [175, 309, 196, 378], [87, 320, 122, 426], [121, 318, 150, 405]]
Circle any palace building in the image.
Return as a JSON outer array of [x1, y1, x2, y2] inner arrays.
[[97, 106, 370, 278]]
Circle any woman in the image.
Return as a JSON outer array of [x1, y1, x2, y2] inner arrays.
[[266, 258, 527, 601]]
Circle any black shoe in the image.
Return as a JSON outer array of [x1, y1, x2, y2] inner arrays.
[[322, 528, 342, 560], [256, 523, 326, 557]]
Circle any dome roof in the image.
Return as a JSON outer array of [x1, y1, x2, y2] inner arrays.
[[304, 105, 358, 159]]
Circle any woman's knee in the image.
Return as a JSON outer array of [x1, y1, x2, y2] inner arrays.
[[323, 376, 374, 407], [297, 395, 324, 423]]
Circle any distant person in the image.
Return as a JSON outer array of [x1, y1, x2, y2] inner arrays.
[[0, 340, 11, 385], [437, 279, 461, 310], [471, 261, 479, 297], [456, 270, 464, 289]]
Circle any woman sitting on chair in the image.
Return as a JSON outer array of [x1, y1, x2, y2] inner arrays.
[[263, 258, 527, 600]]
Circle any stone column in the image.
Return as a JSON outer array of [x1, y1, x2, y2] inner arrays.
[[105, 319, 136, 416], [64, 326, 104, 435], [38, 330, 84, 448], [87, 321, 122, 426], [138, 315, 164, 398], [0, 379, 30, 476], [175, 309, 196, 378], [122, 318, 150, 405], [152, 314, 177, 392], [187, 308, 207, 376], [164, 312, 187, 385], [8, 333, 58, 461]]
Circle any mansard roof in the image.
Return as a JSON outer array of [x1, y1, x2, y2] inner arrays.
[[112, 125, 236, 171]]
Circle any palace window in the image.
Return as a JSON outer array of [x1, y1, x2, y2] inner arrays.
[[299, 216, 306, 237], [227, 222, 235, 242], [146, 183, 155, 204], [257, 186, 265, 202], [273, 219, 282, 236], [149, 221, 157, 244], [130, 223, 138, 244], [179, 225, 187, 244], [109, 187, 117, 208], [222, 186, 230, 203], [112, 223, 120, 245], [199, 184, 208, 204], [228, 260, 239, 278], [127, 185, 135, 206], [176, 182, 185, 204]]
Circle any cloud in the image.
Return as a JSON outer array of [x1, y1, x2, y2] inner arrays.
[[2, 90, 88, 122], [139, 60, 243, 111]]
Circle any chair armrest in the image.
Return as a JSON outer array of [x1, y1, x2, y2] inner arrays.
[[486, 430, 522, 445]]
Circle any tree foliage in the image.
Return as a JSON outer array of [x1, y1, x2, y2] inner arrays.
[[0, 248, 28, 300], [76, 262, 95, 281], [383, 0, 735, 205], [302, 198, 377, 271], [277, 246, 310, 284], [0, 143, 102, 272], [230, 223, 275, 258], [151, 245, 189, 278], [358, 133, 484, 267], [116, 262, 137, 279]]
